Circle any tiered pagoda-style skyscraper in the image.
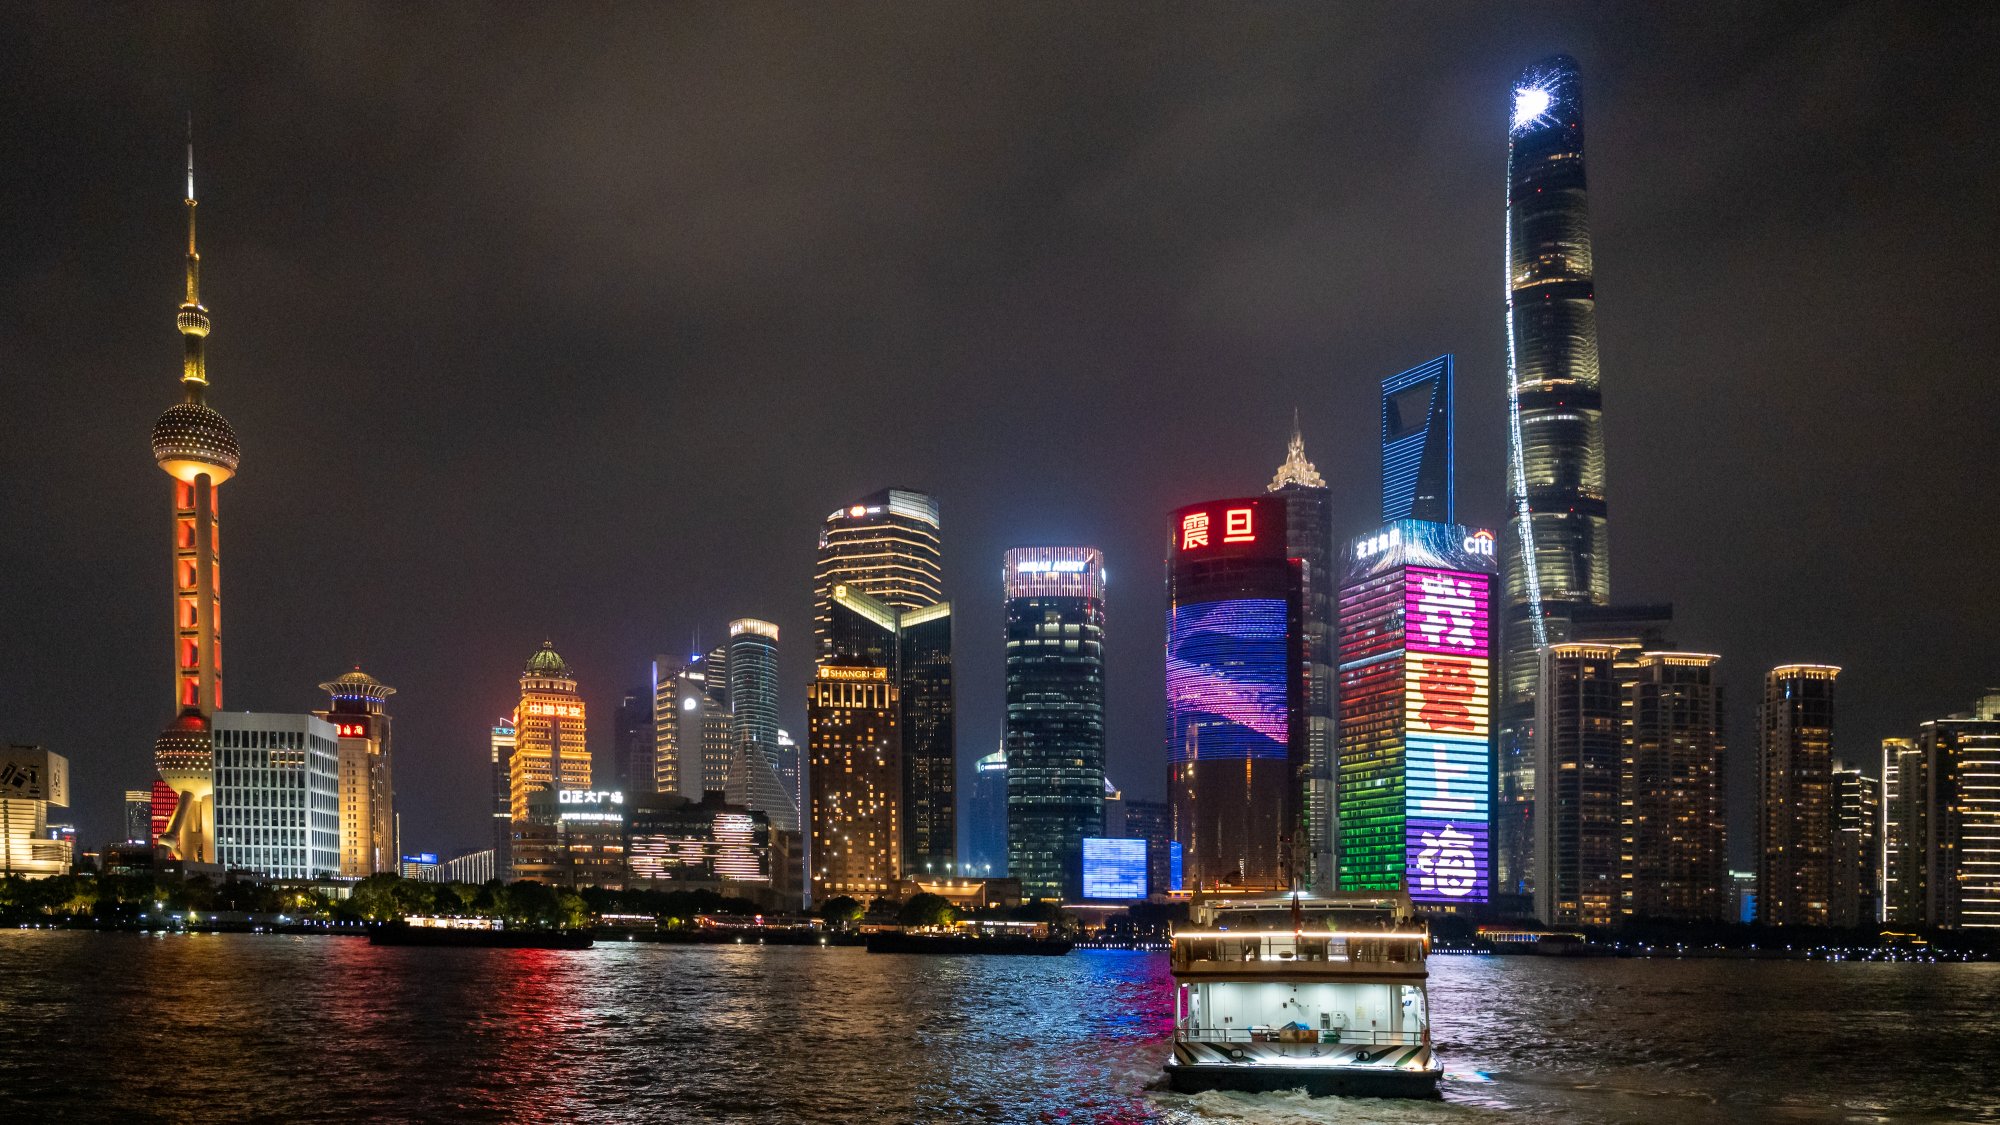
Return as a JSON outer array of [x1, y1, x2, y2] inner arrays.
[[151, 143, 241, 864]]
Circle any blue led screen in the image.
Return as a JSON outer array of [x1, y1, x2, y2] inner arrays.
[[1082, 837, 1148, 900], [1166, 598, 1290, 762]]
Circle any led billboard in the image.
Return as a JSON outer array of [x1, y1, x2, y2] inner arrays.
[[1082, 836, 1148, 900], [1401, 564, 1491, 905], [1166, 599, 1290, 761]]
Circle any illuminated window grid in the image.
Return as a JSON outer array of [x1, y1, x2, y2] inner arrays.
[[1337, 569, 1407, 891]]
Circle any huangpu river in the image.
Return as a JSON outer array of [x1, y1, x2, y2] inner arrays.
[[0, 932, 1994, 1123]]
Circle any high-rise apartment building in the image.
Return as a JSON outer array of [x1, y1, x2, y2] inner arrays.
[[150, 144, 238, 867], [807, 660, 900, 902], [1830, 760, 1882, 927], [316, 669, 397, 877], [1267, 422, 1337, 891], [511, 641, 590, 823], [1756, 664, 1840, 926], [211, 713, 340, 879], [1622, 652, 1728, 922], [1533, 644, 1622, 926], [1884, 704, 2000, 930], [1336, 521, 1496, 909], [1167, 495, 1307, 891], [1002, 547, 1106, 901], [1882, 737, 1922, 925], [1499, 55, 1614, 901]]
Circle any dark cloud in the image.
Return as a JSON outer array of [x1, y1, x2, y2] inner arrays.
[[3, 3, 1995, 864]]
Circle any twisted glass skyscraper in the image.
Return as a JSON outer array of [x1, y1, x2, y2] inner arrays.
[[1499, 55, 1612, 898]]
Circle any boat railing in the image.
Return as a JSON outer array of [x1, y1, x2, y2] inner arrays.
[[1174, 1026, 1425, 1047], [1171, 932, 1426, 970]]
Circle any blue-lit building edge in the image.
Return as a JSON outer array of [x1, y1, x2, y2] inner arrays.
[[1380, 355, 1453, 524]]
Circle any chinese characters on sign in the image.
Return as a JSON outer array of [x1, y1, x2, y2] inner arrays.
[[1178, 506, 1257, 551]]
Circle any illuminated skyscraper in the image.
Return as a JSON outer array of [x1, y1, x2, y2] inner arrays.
[[1882, 736, 1922, 924], [315, 669, 397, 876], [1499, 55, 1613, 899], [814, 491, 956, 878], [511, 641, 590, 822], [1380, 357, 1454, 524], [814, 489, 944, 662], [724, 618, 797, 832], [150, 142, 239, 865], [1883, 701, 2000, 930], [1534, 644, 1622, 926], [653, 652, 730, 800], [1336, 521, 1497, 909], [808, 658, 900, 902], [1166, 496, 1306, 891], [1756, 664, 1839, 926], [1267, 420, 1337, 891], [1003, 547, 1106, 901], [1622, 652, 1728, 923], [1829, 760, 1881, 927]]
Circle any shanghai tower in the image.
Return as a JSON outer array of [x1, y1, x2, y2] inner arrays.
[[1497, 55, 1611, 899]]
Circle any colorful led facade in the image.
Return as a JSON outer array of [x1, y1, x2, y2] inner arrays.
[[511, 641, 590, 823], [1499, 55, 1613, 900], [151, 143, 239, 866], [1166, 496, 1306, 891], [1337, 521, 1495, 908], [1081, 837, 1148, 900], [1004, 547, 1106, 901]]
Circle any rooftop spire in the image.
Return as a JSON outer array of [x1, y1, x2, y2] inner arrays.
[[1268, 409, 1326, 491], [177, 118, 210, 394]]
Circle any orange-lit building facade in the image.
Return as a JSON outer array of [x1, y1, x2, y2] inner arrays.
[[1757, 664, 1840, 926], [511, 642, 590, 823], [316, 669, 397, 876], [808, 665, 900, 902]]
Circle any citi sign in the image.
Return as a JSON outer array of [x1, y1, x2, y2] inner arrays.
[[1463, 529, 1496, 556]]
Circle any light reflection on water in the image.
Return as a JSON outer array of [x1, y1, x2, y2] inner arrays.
[[0, 933, 1993, 1123]]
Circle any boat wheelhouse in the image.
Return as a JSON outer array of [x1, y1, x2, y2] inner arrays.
[[1165, 892, 1441, 1098]]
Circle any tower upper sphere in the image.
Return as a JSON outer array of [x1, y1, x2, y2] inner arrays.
[[153, 401, 240, 481]]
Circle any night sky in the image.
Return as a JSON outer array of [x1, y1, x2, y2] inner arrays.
[[4, 4, 1995, 864]]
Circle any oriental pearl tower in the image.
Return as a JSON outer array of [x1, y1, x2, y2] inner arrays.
[[150, 140, 240, 864]]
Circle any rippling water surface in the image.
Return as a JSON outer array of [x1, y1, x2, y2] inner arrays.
[[0, 932, 1993, 1123]]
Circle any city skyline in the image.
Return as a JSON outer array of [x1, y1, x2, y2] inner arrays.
[[4, 8, 1994, 861]]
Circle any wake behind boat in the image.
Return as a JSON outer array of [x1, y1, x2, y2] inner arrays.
[[1164, 892, 1441, 1099]]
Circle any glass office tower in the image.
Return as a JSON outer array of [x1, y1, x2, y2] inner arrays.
[[1381, 356, 1454, 525], [1267, 423, 1336, 892], [1002, 547, 1106, 901], [1500, 55, 1613, 900], [1166, 496, 1306, 891]]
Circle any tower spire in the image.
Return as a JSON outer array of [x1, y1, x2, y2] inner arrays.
[[178, 117, 209, 394], [1268, 408, 1325, 491]]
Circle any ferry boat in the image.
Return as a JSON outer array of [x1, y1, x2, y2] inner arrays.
[[1165, 892, 1441, 1099]]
